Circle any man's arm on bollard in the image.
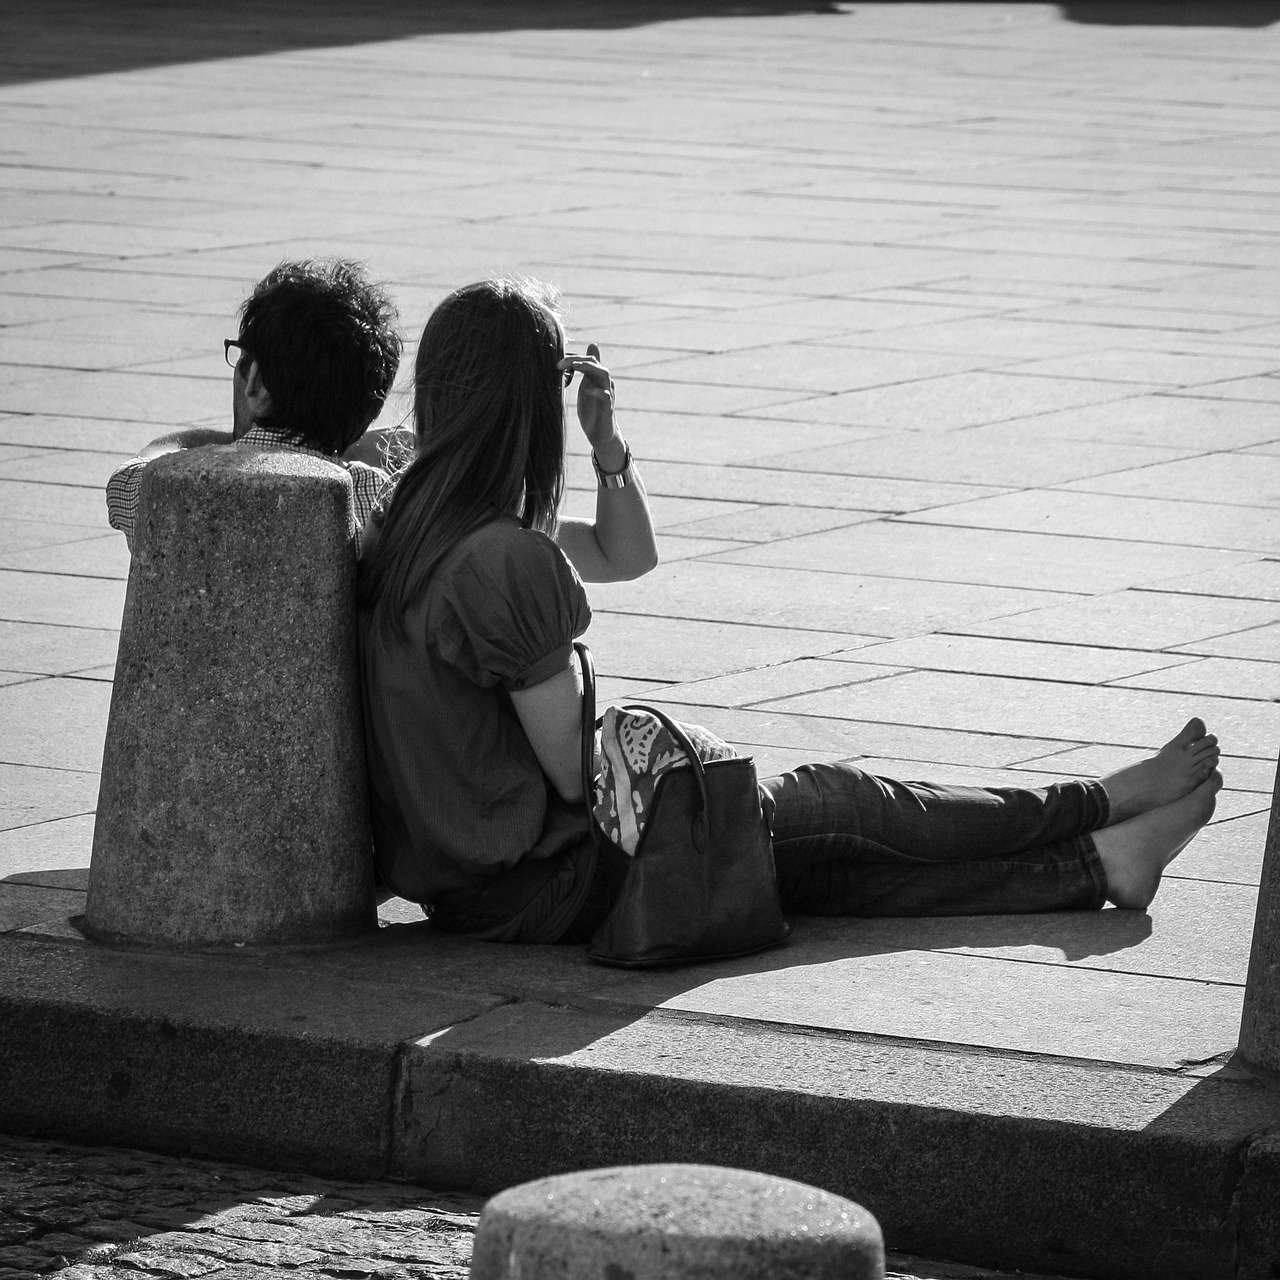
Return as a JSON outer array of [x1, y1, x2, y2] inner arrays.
[[106, 428, 235, 552]]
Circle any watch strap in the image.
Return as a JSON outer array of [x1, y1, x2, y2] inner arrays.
[[593, 444, 634, 489]]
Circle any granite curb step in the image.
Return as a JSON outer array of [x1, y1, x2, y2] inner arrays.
[[3, 929, 1279, 1280]]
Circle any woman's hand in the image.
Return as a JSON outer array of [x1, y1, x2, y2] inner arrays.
[[559, 343, 625, 468], [553, 340, 658, 584]]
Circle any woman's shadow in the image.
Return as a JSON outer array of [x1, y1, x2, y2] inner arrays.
[[368, 899, 1157, 1066]]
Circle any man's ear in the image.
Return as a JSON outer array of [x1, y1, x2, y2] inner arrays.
[[242, 360, 273, 419]]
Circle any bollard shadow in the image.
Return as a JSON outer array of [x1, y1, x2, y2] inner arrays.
[[1060, 1, 1280, 24], [0, 869, 90, 935], [0, 0, 848, 87]]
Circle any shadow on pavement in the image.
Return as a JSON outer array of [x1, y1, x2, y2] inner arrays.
[[1060, 1, 1280, 25], [0, 0, 848, 87], [797, 902, 1154, 963], [358, 902, 1158, 1060]]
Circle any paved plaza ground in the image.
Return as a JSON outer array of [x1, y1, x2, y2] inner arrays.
[[0, 1133, 1056, 1280], [1, 1, 1279, 1276]]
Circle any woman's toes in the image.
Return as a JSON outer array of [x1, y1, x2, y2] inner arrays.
[[1170, 717, 1207, 750], [1193, 769, 1223, 820]]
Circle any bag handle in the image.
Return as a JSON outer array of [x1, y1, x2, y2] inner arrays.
[[574, 641, 596, 811], [573, 643, 713, 848]]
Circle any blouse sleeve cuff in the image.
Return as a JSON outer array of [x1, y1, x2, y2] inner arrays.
[[505, 641, 573, 692]]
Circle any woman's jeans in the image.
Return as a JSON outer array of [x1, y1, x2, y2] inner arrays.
[[561, 761, 1110, 940], [760, 763, 1110, 917]]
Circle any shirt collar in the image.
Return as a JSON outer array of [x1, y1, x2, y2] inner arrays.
[[240, 424, 330, 458]]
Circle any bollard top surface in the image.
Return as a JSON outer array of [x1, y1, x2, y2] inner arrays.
[[134, 442, 358, 567], [145, 442, 351, 490], [488, 1163, 876, 1239], [470, 1163, 884, 1280]]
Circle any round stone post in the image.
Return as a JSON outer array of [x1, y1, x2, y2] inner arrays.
[[468, 1164, 884, 1280], [85, 446, 377, 948], [1240, 754, 1280, 1073]]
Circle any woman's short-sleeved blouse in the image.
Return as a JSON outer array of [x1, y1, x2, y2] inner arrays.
[[359, 517, 591, 904]]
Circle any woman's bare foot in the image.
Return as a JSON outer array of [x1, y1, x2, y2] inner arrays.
[[1100, 718, 1219, 825], [1094, 769, 1222, 909]]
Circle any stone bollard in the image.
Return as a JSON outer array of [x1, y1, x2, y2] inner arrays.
[[1239, 754, 1280, 1074], [84, 446, 377, 948], [468, 1164, 884, 1280]]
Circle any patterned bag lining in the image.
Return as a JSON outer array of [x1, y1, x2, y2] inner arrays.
[[593, 705, 739, 856]]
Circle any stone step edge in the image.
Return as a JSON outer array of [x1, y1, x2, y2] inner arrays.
[[3, 942, 1279, 1280]]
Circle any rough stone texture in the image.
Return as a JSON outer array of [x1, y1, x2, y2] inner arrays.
[[3, 919, 1278, 1279], [399, 1002, 1278, 1280], [1237, 1134, 1280, 1280], [468, 1165, 884, 1280], [0, 1132, 481, 1280], [1239, 756, 1280, 1073], [0, 932, 503, 1178], [85, 447, 376, 947], [0, 1134, 1042, 1280]]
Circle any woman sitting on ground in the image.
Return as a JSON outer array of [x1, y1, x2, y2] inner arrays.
[[356, 277, 1222, 945]]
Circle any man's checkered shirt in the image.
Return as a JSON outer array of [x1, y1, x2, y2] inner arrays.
[[105, 425, 392, 554]]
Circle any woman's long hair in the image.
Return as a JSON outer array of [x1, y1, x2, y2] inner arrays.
[[358, 278, 567, 631]]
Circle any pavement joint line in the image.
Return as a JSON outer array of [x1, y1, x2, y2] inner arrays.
[[930, 948, 1246, 991], [538, 1003, 1238, 1076], [695, 704, 1219, 753], [951, 628, 1277, 659], [884, 516, 1280, 555], [0, 617, 118, 633], [686, 559, 1086, 597]]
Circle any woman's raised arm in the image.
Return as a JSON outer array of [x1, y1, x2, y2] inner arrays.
[[554, 343, 658, 584]]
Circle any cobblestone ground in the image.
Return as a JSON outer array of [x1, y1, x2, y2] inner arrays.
[[0, 1134, 1054, 1280]]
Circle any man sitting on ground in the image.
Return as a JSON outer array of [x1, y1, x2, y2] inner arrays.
[[106, 258, 402, 553]]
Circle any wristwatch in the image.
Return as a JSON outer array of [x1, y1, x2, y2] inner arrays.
[[593, 443, 634, 489]]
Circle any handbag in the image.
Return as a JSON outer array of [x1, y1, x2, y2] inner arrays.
[[575, 641, 790, 968]]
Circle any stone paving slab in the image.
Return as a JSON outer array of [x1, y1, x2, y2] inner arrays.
[[590, 560, 1077, 636], [909, 489, 1280, 554], [1180, 623, 1280, 662], [749, 420, 1200, 487], [713, 519, 1251, 594], [0, 679, 113, 774], [0, 535, 128, 581], [960, 588, 1278, 650], [0, 816, 95, 881], [0, 762, 98, 832], [0, 622, 119, 677]]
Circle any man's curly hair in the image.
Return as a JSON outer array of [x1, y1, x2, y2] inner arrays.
[[236, 259, 402, 455]]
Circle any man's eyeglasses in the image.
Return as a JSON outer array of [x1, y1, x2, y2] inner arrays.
[[223, 338, 250, 369]]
